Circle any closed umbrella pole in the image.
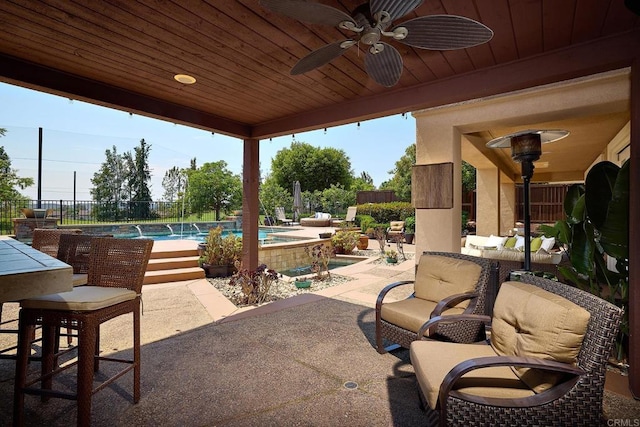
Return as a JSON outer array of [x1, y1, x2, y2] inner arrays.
[[293, 181, 302, 223]]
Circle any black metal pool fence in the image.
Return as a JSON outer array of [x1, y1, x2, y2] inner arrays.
[[0, 199, 219, 235]]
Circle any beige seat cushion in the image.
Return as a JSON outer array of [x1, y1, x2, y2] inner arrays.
[[491, 281, 590, 393], [414, 254, 482, 309], [381, 298, 465, 334], [72, 273, 88, 286], [411, 340, 534, 410], [21, 286, 137, 311]]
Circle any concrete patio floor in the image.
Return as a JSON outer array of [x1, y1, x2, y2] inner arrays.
[[1, 226, 638, 425]]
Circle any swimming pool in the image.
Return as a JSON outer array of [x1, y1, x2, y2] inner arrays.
[[117, 228, 297, 244]]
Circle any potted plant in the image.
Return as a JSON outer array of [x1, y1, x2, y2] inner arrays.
[[385, 248, 398, 264], [330, 230, 360, 255], [200, 226, 242, 278], [404, 216, 415, 244]]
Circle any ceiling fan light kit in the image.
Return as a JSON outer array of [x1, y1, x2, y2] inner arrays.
[[260, 0, 493, 87]]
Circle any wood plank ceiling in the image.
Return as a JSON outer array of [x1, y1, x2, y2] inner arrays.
[[0, 0, 638, 141]]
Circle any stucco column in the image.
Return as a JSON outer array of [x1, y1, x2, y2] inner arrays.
[[242, 138, 259, 271], [475, 167, 500, 236], [414, 118, 462, 255], [499, 171, 516, 235]]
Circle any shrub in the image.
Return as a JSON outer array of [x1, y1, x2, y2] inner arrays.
[[229, 263, 279, 305], [404, 216, 415, 233], [331, 230, 360, 254], [305, 243, 334, 279]]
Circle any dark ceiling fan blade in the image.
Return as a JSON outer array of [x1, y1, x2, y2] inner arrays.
[[291, 40, 355, 75], [370, 0, 425, 22], [626, 0, 640, 16], [394, 15, 493, 50], [364, 43, 403, 87], [259, 0, 356, 27]]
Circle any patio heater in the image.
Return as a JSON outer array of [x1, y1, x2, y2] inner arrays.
[[487, 130, 569, 271]]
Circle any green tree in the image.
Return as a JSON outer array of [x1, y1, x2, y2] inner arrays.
[[270, 141, 353, 193], [320, 184, 354, 214], [187, 161, 242, 220], [259, 175, 292, 217], [91, 145, 129, 221], [462, 161, 476, 193], [162, 166, 186, 202], [1, 130, 35, 200], [380, 143, 415, 202], [125, 139, 153, 219]]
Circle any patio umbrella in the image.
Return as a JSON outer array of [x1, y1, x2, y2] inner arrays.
[[293, 181, 302, 222]]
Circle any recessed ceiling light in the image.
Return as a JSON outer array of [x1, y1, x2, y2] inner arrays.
[[174, 74, 196, 84]]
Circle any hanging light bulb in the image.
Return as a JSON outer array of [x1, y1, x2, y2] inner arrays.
[[324, 128, 327, 135], [357, 122, 361, 130]]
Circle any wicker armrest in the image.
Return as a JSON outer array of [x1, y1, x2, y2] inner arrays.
[[431, 292, 478, 317], [417, 314, 491, 339], [439, 356, 585, 415], [375, 280, 416, 310]]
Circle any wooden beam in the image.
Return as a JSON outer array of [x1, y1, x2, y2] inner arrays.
[[241, 139, 260, 272], [629, 58, 639, 399], [252, 29, 640, 139], [0, 53, 252, 139]]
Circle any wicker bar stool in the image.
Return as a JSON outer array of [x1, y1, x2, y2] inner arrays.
[[13, 237, 153, 427]]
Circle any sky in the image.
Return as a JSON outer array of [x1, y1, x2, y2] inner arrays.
[[0, 82, 416, 201]]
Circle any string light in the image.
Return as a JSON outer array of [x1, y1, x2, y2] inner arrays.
[[324, 128, 327, 135], [357, 122, 360, 130]]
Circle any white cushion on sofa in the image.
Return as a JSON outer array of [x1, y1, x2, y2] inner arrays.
[[541, 236, 555, 251], [514, 235, 525, 250], [486, 235, 508, 250]]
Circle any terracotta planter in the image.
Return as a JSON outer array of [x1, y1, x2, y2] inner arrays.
[[357, 235, 369, 250]]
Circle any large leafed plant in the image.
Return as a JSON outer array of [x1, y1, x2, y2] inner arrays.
[[540, 159, 629, 362]]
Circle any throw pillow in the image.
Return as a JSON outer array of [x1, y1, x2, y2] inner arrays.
[[541, 236, 556, 252], [486, 235, 508, 250], [514, 235, 525, 251], [530, 237, 543, 251], [504, 236, 517, 248]]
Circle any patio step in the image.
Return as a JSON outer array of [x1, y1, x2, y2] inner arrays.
[[144, 245, 205, 284]]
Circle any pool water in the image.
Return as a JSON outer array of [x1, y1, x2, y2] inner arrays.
[[115, 230, 284, 244], [279, 258, 365, 277]]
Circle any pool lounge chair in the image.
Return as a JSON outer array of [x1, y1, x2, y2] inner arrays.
[[275, 207, 293, 226]]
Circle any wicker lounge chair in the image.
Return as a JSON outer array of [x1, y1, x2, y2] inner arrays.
[[375, 252, 494, 353], [386, 221, 405, 242], [13, 237, 153, 426], [274, 207, 292, 225], [410, 274, 623, 426]]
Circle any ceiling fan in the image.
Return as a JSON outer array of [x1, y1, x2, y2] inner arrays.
[[259, 0, 493, 87]]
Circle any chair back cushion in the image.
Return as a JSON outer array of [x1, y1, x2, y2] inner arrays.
[[414, 254, 482, 308], [491, 281, 590, 392], [389, 221, 404, 231]]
